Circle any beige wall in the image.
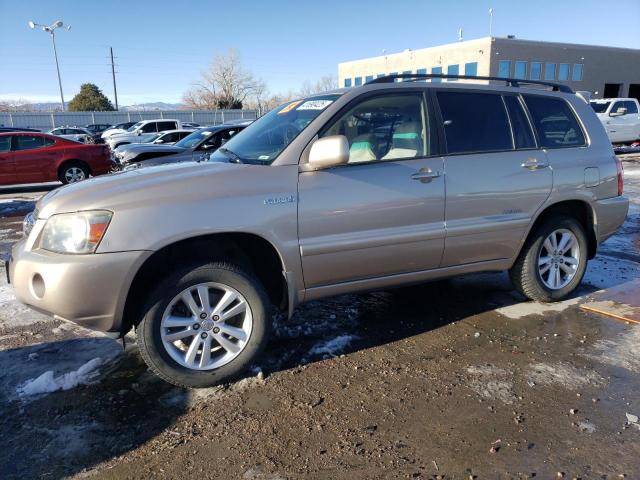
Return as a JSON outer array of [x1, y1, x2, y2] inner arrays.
[[338, 37, 640, 99], [338, 38, 493, 86]]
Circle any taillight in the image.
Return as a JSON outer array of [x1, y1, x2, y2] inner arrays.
[[615, 155, 624, 196]]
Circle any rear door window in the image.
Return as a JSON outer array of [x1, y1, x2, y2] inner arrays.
[[0, 136, 10, 153], [523, 95, 586, 148], [436, 91, 512, 154], [13, 135, 46, 151], [503, 95, 536, 149], [140, 122, 157, 133], [157, 121, 177, 131]]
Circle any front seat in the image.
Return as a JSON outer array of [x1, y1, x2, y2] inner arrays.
[[381, 123, 421, 160], [348, 134, 377, 163]]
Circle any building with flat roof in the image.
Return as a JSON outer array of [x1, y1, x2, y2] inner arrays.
[[338, 37, 640, 100]]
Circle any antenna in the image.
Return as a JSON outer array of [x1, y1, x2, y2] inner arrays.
[[458, 28, 463, 42], [489, 8, 494, 36]]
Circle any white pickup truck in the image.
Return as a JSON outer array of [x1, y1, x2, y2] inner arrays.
[[101, 119, 183, 146], [590, 98, 640, 144]]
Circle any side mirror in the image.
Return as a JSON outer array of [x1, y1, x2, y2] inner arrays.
[[308, 135, 349, 170], [610, 107, 627, 117], [155, 139, 164, 144]]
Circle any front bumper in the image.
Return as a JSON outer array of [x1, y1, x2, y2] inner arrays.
[[8, 238, 150, 332]]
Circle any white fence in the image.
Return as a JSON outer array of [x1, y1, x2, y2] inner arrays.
[[0, 109, 258, 131]]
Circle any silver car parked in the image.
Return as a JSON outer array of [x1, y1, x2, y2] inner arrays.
[[8, 73, 628, 388]]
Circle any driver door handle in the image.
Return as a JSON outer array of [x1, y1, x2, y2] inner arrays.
[[521, 157, 549, 170], [411, 168, 441, 182]]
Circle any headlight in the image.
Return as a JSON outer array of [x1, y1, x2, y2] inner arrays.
[[38, 211, 112, 254]]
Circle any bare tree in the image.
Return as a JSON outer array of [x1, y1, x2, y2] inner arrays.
[[298, 75, 338, 96], [182, 49, 261, 110]]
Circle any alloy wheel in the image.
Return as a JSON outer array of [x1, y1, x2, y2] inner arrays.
[[537, 228, 580, 290], [160, 282, 253, 370]]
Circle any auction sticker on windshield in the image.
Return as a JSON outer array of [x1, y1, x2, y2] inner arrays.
[[296, 99, 334, 110], [278, 100, 303, 115]]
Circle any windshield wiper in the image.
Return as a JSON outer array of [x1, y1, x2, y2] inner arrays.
[[218, 147, 243, 163]]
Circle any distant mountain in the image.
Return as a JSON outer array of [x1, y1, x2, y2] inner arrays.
[[121, 102, 184, 111], [8, 101, 184, 112]]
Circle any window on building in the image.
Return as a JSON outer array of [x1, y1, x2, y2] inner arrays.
[[416, 68, 427, 82], [530, 62, 542, 80], [503, 95, 536, 149], [344, 78, 352, 88], [558, 63, 570, 81], [322, 93, 430, 163], [447, 64, 459, 81], [498, 60, 511, 78], [572, 64, 583, 81], [523, 95, 586, 148], [402, 70, 412, 81], [389, 72, 398, 82], [465, 62, 478, 76], [437, 91, 513, 154], [544, 63, 556, 80], [514, 61, 527, 80], [377, 73, 385, 78], [365, 75, 374, 83], [431, 66, 442, 83], [354, 76, 363, 86]]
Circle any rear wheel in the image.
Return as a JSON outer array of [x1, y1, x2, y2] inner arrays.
[[136, 261, 271, 388], [59, 161, 90, 184], [509, 215, 588, 302]]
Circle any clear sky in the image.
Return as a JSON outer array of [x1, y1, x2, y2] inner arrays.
[[1, 0, 639, 105]]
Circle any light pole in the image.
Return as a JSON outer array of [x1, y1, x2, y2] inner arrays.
[[28, 20, 71, 111]]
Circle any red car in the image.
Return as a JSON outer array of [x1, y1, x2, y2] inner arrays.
[[0, 132, 112, 186]]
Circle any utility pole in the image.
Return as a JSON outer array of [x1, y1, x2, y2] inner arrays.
[[110, 47, 119, 110]]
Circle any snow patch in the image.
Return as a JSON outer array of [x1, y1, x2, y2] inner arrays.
[[528, 362, 604, 390], [578, 421, 596, 433], [496, 296, 580, 319], [466, 364, 516, 404], [583, 327, 640, 373], [307, 334, 357, 358], [17, 357, 104, 397]]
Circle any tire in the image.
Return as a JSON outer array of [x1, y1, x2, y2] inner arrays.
[[509, 215, 588, 302], [137, 261, 272, 388], [58, 161, 90, 184]]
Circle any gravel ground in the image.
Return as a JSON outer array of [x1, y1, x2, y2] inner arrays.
[[0, 159, 639, 480]]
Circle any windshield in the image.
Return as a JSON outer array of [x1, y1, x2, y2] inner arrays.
[[590, 101, 610, 113], [175, 129, 215, 149], [209, 94, 340, 164], [127, 122, 143, 132]]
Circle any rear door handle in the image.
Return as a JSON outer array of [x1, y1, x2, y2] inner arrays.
[[411, 168, 441, 182], [521, 157, 549, 170]]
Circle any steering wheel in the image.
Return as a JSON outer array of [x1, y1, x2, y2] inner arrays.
[[282, 123, 301, 143]]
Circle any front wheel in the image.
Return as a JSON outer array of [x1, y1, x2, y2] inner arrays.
[[137, 261, 272, 388], [509, 215, 588, 302]]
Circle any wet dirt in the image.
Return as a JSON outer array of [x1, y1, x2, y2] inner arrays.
[[0, 160, 639, 479]]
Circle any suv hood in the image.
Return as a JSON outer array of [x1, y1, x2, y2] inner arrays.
[[36, 161, 242, 219]]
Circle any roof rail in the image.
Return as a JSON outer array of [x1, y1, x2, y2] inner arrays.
[[366, 73, 573, 93]]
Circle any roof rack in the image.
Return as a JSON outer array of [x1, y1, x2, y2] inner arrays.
[[366, 73, 573, 93]]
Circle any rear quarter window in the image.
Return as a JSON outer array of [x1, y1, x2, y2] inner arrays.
[[437, 91, 513, 154], [523, 95, 586, 148]]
